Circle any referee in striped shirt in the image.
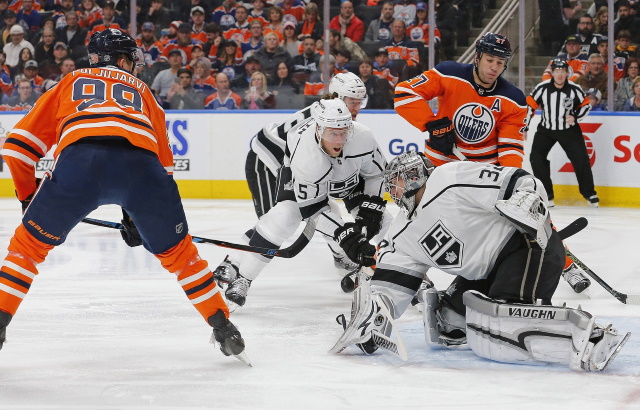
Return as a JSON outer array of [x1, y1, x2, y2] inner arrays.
[[525, 58, 598, 208]]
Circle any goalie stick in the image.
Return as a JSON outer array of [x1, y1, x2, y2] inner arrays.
[[557, 217, 588, 240], [565, 249, 640, 305], [81, 216, 317, 258]]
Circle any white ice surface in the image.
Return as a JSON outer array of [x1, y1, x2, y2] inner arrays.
[[1, 199, 639, 409]]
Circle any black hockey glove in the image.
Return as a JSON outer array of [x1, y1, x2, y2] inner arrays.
[[120, 208, 143, 247], [334, 223, 376, 267], [355, 195, 386, 240], [17, 178, 42, 214], [426, 116, 456, 156]]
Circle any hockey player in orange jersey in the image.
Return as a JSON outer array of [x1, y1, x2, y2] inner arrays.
[[394, 32, 527, 168], [0, 29, 248, 364]]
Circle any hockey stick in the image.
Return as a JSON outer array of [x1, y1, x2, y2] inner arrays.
[[565, 249, 640, 305], [557, 217, 588, 240], [81, 216, 317, 258]]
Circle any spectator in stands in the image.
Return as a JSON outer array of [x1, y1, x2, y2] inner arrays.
[[597, 36, 625, 82], [358, 57, 392, 109], [161, 23, 197, 64], [241, 20, 263, 59], [85, 1, 125, 45], [254, 31, 291, 80], [576, 53, 608, 104], [265, 5, 284, 42], [271, 60, 299, 101], [0, 0, 9, 30], [17, 0, 42, 32], [167, 67, 205, 110], [373, 47, 398, 87], [4, 77, 36, 109], [574, 14, 604, 57], [281, 21, 299, 57], [38, 41, 67, 80], [622, 76, 640, 111], [328, 29, 366, 61], [58, 56, 74, 79], [315, 38, 324, 55], [186, 43, 205, 68], [143, 0, 171, 38], [212, 38, 244, 80], [0, 52, 12, 98], [192, 56, 217, 97], [280, 0, 304, 26], [408, 2, 441, 47], [296, 2, 322, 41], [4, 25, 33, 67], [330, 1, 364, 43], [614, 57, 639, 110], [78, 0, 102, 30], [241, 70, 274, 109], [14, 59, 42, 94], [55, 12, 87, 52], [212, 0, 237, 31], [291, 35, 319, 74], [1, 9, 17, 45], [52, 0, 75, 30], [189, 6, 207, 44], [593, 6, 608, 36], [231, 54, 260, 92], [249, 0, 268, 27], [10, 46, 32, 78], [178, 0, 211, 24], [304, 53, 334, 96], [384, 19, 420, 68], [203, 22, 222, 60], [393, 0, 416, 26], [138, 22, 164, 66], [435, 0, 457, 60], [614, 1, 638, 42], [34, 27, 54, 63], [335, 48, 351, 74], [615, 30, 638, 59], [152, 48, 184, 105], [585, 87, 606, 111], [538, 0, 575, 55], [204, 71, 242, 109], [223, 4, 250, 44], [558, 33, 588, 61], [365, 0, 394, 42]]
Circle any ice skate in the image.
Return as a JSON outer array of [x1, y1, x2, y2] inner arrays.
[[208, 310, 251, 366], [563, 263, 591, 293], [588, 195, 599, 208], [0, 310, 11, 351], [213, 255, 239, 288], [572, 323, 630, 372], [225, 274, 252, 307]]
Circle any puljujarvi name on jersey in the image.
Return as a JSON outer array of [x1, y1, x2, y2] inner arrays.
[[508, 307, 557, 320], [73, 68, 148, 93]]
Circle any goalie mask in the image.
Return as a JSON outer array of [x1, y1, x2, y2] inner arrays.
[[384, 151, 434, 216], [311, 99, 354, 153], [329, 72, 368, 110]]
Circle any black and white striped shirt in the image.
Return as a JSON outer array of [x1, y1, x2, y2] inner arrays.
[[525, 79, 591, 131]]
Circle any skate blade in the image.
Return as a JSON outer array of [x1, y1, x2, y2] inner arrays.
[[234, 351, 252, 367], [597, 332, 630, 371]]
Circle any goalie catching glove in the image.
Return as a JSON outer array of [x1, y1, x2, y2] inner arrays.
[[334, 223, 376, 267], [355, 195, 386, 240], [495, 189, 552, 249], [426, 117, 456, 156]]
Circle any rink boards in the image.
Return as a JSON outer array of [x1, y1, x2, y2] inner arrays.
[[0, 110, 639, 207]]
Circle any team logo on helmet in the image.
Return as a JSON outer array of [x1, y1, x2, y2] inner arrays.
[[89, 53, 100, 65], [452, 103, 495, 144]]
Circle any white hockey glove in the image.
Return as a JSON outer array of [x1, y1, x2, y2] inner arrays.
[[495, 189, 552, 249]]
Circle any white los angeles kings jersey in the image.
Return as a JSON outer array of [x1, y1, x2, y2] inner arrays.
[[377, 161, 547, 282], [284, 119, 386, 231]]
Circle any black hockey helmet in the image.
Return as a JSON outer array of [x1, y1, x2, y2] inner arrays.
[[88, 28, 144, 71], [475, 32, 512, 60], [550, 58, 569, 71]]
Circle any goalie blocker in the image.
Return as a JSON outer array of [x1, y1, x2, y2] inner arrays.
[[464, 291, 630, 371]]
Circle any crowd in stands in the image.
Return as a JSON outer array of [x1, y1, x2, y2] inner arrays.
[[1, 0, 639, 111], [539, 1, 640, 111]]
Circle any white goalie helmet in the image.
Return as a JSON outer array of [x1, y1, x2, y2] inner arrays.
[[384, 151, 435, 216], [329, 72, 368, 109], [311, 99, 354, 145]]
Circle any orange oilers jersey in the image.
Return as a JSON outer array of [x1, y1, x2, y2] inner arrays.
[[384, 42, 419, 66], [542, 59, 590, 82], [395, 61, 527, 167], [223, 27, 251, 45], [2, 66, 173, 201]]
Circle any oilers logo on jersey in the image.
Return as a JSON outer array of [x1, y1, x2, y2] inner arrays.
[[419, 221, 463, 268], [453, 103, 495, 144]]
